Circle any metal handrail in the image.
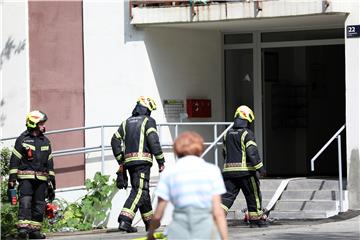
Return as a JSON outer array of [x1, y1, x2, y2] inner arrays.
[[310, 124, 346, 212], [1, 122, 232, 171]]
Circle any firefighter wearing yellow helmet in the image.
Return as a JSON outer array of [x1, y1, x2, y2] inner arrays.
[[221, 105, 267, 228], [111, 96, 165, 233], [8, 110, 56, 239]]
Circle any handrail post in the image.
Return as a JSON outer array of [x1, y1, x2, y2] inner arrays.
[[337, 135, 344, 212], [175, 124, 178, 138], [214, 124, 218, 167], [101, 125, 105, 174]]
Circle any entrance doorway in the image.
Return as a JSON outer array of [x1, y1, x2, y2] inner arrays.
[[224, 29, 346, 177], [262, 45, 346, 176]]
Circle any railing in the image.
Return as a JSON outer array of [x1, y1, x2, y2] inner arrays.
[[310, 124, 346, 212], [129, 0, 265, 20], [1, 122, 232, 174]]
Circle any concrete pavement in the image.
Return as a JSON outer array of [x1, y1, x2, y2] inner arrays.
[[49, 211, 360, 240]]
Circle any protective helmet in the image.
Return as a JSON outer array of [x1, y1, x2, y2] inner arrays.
[[234, 105, 254, 123], [137, 96, 157, 111], [26, 110, 48, 129]]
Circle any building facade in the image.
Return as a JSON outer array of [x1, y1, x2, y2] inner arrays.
[[1, 0, 359, 213]]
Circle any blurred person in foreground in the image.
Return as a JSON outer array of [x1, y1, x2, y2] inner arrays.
[[147, 131, 228, 240]]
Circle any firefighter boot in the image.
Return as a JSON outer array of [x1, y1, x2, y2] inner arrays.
[[18, 228, 28, 239], [118, 220, 138, 233], [249, 219, 269, 228], [28, 230, 46, 239]]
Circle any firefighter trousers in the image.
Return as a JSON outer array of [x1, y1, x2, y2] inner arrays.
[[17, 179, 47, 232], [221, 175, 263, 220], [118, 165, 153, 226]]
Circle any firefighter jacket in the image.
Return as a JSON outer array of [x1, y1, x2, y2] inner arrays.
[[9, 130, 55, 183], [111, 106, 165, 168], [222, 118, 264, 178]]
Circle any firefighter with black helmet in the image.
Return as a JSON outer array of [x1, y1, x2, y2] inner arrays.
[[221, 105, 267, 228], [111, 96, 165, 233], [8, 110, 56, 239]]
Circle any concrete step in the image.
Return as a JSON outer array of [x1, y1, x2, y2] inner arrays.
[[274, 200, 337, 211], [269, 210, 338, 219], [286, 179, 344, 190], [281, 190, 345, 201]]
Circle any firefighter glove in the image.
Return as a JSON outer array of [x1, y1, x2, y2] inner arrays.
[[116, 171, 128, 189], [47, 181, 55, 202]]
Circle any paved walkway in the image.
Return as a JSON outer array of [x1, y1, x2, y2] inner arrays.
[[50, 212, 360, 240]]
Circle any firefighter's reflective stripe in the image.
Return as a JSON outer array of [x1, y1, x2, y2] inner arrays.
[[12, 148, 22, 159], [116, 154, 123, 161], [22, 143, 35, 150], [223, 166, 257, 172], [9, 168, 18, 174], [122, 121, 126, 150], [146, 127, 157, 136], [41, 146, 49, 151], [18, 174, 48, 181], [124, 156, 153, 164], [221, 203, 229, 212], [121, 208, 136, 218], [253, 162, 263, 170], [240, 131, 248, 167], [48, 154, 53, 160], [17, 220, 41, 229], [130, 173, 144, 213], [115, 131, 121, 139], [155, 153, 164, 160], [138, 118, 148, 155], [49, 171, 55, 176], [250, 176, 262, 215], [141, 210, 153, 221], [246, 140, 257, 148]]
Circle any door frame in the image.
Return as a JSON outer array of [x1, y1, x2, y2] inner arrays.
[[223, 28, 344, 170]]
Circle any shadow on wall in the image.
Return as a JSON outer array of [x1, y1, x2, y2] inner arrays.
[[123, 0, 145, 43], [349, 148, 360, 209], [0, 36, 27, 127]]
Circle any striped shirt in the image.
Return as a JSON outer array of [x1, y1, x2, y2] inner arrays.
[[155, 155, 226, 209]]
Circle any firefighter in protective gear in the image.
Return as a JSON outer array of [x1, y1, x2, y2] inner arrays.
[[221, 105, 267, 228], [8, 110, 56, 239], [111, 96, 165, 233]]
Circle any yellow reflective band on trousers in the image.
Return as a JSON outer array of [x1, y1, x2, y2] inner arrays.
[[142, 210, 153, 218], [241, 131, 248, 167], [130, 173, 144, 213], [116, 154, 123, 161], [221, 203, 229, 212], [250, 176, 261, 214], [48, 154, 53, 160], [49, 171, 55, 176], [138, 118, 148, 155], [9, 168, 18, 174], [122, 208, 136, 218], [142, 210, 153, 221], [17, 220, 41, 229], [12, 148, 22, 159]]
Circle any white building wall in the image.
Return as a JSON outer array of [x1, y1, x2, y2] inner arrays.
[[332, 0, 360, 209], [0, 0, 29, 141], [83, 0, 222, 178]]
